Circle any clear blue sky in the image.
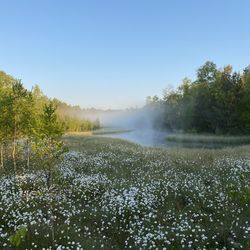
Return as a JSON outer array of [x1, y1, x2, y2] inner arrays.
[[0, 0, 249, 109]]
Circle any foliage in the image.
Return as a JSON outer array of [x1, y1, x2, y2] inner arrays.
[[32, 102, 67, 188], [147, 61, 250, 134], [0, 70, 100, 171], [9, 227, 28, 247]]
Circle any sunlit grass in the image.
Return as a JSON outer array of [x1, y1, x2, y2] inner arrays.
[[64, 128, 133, 137], [64, 131, 93, 136], [92, 127, 133, 135]]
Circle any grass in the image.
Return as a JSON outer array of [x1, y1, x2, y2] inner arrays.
[[0, 135, 250, 249], [166, 133, 250, 145], [64, 128, 133, 137], [64, 131, 93, 136], [92, 127, 133, 135]]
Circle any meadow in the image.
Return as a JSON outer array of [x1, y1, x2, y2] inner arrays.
[[0, 135, 249, 249]]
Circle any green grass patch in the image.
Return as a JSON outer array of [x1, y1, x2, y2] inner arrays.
[[166, 133, 250, 145], [64, 128, 133, 137], [92, 127, 133, 135]]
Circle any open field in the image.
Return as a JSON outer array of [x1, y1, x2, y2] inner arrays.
[[0, 136, 250, 249]]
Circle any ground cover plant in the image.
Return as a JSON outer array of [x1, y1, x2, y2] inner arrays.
[[166, 134, 250, 145], [0, 135, 249, 249]]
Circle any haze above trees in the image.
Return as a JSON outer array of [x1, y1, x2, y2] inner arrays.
[[146, 61, 250, 134]]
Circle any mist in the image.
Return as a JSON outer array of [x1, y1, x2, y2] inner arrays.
[[61, 100, 173, 147], [81, 106, 170, 147]]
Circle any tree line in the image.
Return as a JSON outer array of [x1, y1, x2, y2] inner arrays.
[[146, 61, 250, 134], [0, 70, 100, 172], [31, 84, 100, 132]]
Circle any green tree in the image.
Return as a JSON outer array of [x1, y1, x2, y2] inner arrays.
[[197, 61, 217, 84], [9, 80, 33, 176], [32, 102, 66, 250], [240, 66, 250, 132], [33, 101, 65, 187], [155, 61, 250, 134], [0, 71, 13, 169], [0, 93, 12, 169]]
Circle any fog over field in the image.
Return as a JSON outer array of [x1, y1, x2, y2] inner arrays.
[[77, 107, 154, 129], [80, 107, 171, 146]]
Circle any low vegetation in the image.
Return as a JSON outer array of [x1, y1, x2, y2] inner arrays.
[[92, 128, 133, 135], [64, 128, 133, 137], [166, 134, 250, 145], [0, 136, 249, 249]]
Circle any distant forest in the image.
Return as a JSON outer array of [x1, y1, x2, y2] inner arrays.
[[2, 61, 250, 137], [0, 70, 100, 133], [146, 61, 250, 134]]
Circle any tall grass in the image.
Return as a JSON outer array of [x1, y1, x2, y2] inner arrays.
[[64, 128, 133, 137], [166, 133, 250, 145]]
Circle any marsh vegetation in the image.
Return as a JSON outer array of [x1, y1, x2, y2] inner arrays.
[[1, 135, 250, 249]]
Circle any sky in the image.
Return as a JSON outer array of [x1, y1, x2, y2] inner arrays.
[[0, 0, 250, 109]]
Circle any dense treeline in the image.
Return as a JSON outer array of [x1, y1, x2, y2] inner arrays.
[[0, 70, 100, 172], [0, 71, 100, 134], [146, 62, 250, 134], [32, 85, 100, 132]]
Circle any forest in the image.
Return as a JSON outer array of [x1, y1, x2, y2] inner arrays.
[[146, 61, 250, 134], [0, 70, 100, 134], [0, 70, 100, 171]]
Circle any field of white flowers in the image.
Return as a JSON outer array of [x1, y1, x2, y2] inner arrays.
[[0, 136, 250, 249]]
